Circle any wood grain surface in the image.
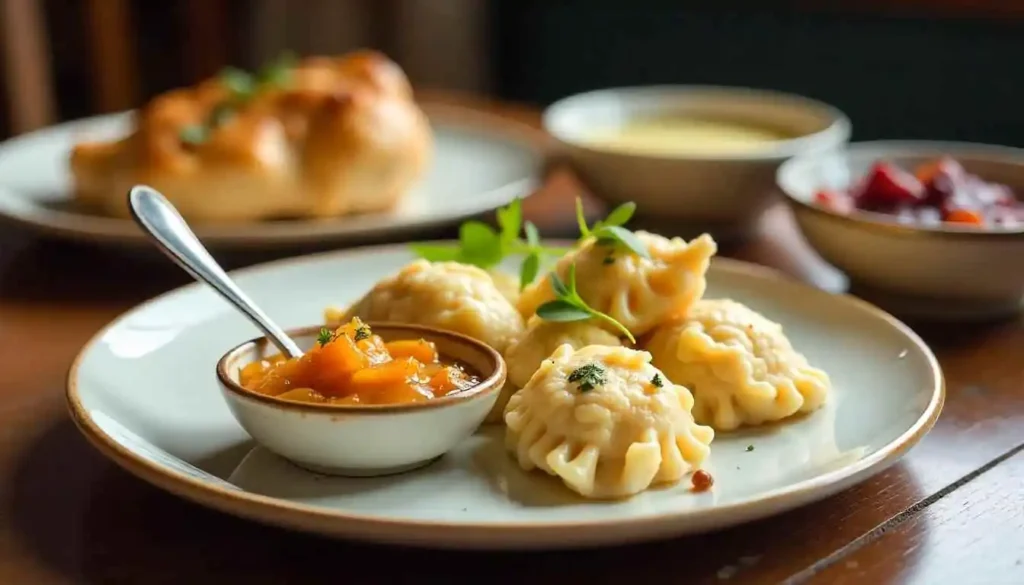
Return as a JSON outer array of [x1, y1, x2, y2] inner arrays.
[[0, 95, 1021, 585]]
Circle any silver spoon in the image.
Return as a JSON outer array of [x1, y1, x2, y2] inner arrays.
[[127, 185, 304, 359]]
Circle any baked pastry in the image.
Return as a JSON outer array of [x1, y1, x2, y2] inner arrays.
[[70, 50, 432, 222]]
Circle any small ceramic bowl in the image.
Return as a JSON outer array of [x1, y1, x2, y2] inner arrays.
[[543, 85, 850, 241], [778, 141, 1024, 321], [216, 323, 506, 477]]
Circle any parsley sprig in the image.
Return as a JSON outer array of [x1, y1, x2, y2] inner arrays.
[[180, 51, 297, 146], [568, 363, 606, 392], [575, 197, 649, 260], [535, 263, 636, 343], [410, 198, 566, 290]]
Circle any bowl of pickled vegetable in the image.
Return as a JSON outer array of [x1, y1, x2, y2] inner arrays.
[[216, 318, 506, 476], [777, 141, 1024, 321]]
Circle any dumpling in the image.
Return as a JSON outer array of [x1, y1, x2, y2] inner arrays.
[[488, 270, 521, 305], [516, 231, 717, 337], [504, 317, 623, 389], [646, 299, 830, 431], [340, 260, 525, 353], [504, 344, 714, 499]]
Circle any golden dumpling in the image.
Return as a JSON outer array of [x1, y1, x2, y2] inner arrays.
[[504, 344, 714, 499], [504, 317, 623, 389], [646, 299, 830, 431], [516, 231, 717, 337]]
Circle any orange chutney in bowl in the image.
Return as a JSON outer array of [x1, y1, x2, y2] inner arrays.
[[238, 318, 480, 405]]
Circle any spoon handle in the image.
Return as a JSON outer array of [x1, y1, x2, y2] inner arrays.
[[128, 185, 305, 359]]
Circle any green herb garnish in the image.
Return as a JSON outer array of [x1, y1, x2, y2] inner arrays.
[[575, 198, 649, 259], [567, 363, 606, 392], [535, 263, 635, 343], [316, 327, 334, 347], [178, 124, 210, 146], [745, 445, 755, 452], [180, 52, 296, 147], [651, 373, 664, 388], [409, 198, 567, 291], [353, 326, 371, 342]]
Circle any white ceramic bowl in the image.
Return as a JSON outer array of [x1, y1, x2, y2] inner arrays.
[[216, 323, 506, 477], [778, 141, 1024, 321], [543, 85, 850, 241]]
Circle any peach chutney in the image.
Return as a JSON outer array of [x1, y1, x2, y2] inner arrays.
[[238, 318, 481, 405]]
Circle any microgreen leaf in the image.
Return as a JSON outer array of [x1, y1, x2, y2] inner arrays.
[[458, 221, 503, 267], [496, 198, 523, 247], [601, 202, 637, 228], [535, 299, 593, 322], [258, 51, 297, 87], [524, 221, 540, 247], [408, 243, 463, 262], [549, 272, 570, 298], [535, 262, 637, 343], [219, 67, 257, 100], [316, 327, 334, 347], [575, 198, 590, 237], [179, 124, 209, 146], [593, 225, 650, 259], [520, 252, 540, 290]]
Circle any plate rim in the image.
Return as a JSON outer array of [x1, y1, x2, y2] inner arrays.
[[64, 243, 945, 543], [0, 103, 545, 247]]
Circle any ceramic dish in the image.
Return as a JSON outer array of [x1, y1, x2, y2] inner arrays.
[[67, 243, 942, 549], [0, 103, 540, 248], [778, 141, 1024, 321], [543, 86, 850, 241], [217, 323, 505, 477]]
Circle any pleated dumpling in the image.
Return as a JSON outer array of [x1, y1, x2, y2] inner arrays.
[[340, 260, 525, 353], [516, 231, 717, 337], [504, 317, 623, 389], [646, 299, 830, 431], [504, 344, 714, 499]]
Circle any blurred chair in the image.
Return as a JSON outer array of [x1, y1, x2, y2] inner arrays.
[[1, 0, 490, 138]]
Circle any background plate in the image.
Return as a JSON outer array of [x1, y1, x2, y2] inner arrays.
[[0, 104, 542, 247]]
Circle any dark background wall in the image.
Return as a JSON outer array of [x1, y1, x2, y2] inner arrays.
[[7, 1, 1023, 147], [492, 1, 1024, 145]]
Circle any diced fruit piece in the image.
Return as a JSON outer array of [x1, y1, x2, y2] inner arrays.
[[428, 366, 475, 396], [304, 334, 369, 396], [944, 209, 984, 225], [854, 162, 924, 209], [914, 156, 964, 184], [385, 339, 439, 363], [349, 357, 420, 390], [813, 190, 852, 213]]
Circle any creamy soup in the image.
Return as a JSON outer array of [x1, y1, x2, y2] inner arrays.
[[583, 117, 793, 156]]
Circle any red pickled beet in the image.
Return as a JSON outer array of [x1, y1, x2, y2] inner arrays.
[[854, 162, 924, 209], [814, 190, 852, 213]]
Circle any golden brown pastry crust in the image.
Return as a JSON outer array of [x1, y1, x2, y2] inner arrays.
[[70, 50, 432, 222]]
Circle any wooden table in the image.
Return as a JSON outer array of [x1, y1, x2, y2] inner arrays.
[[0, 97, 1021, 585]]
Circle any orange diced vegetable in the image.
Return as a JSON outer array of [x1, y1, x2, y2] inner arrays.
[[385, 339, 438, 363], [945, 209, 984, 225]]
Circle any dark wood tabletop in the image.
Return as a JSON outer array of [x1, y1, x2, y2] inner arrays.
[[0, 95, 1021, 585]]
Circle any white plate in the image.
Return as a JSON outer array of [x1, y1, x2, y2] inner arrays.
[[0, 104, 541, 247], [66, 245, 943, 549]]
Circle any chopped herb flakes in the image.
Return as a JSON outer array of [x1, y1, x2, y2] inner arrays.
[[745, 445, 755, 452], [651, 373, 664, 388], [316, 327, 334, 347], [353, 326, 371, 342], [568, 363, 606, 392]]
